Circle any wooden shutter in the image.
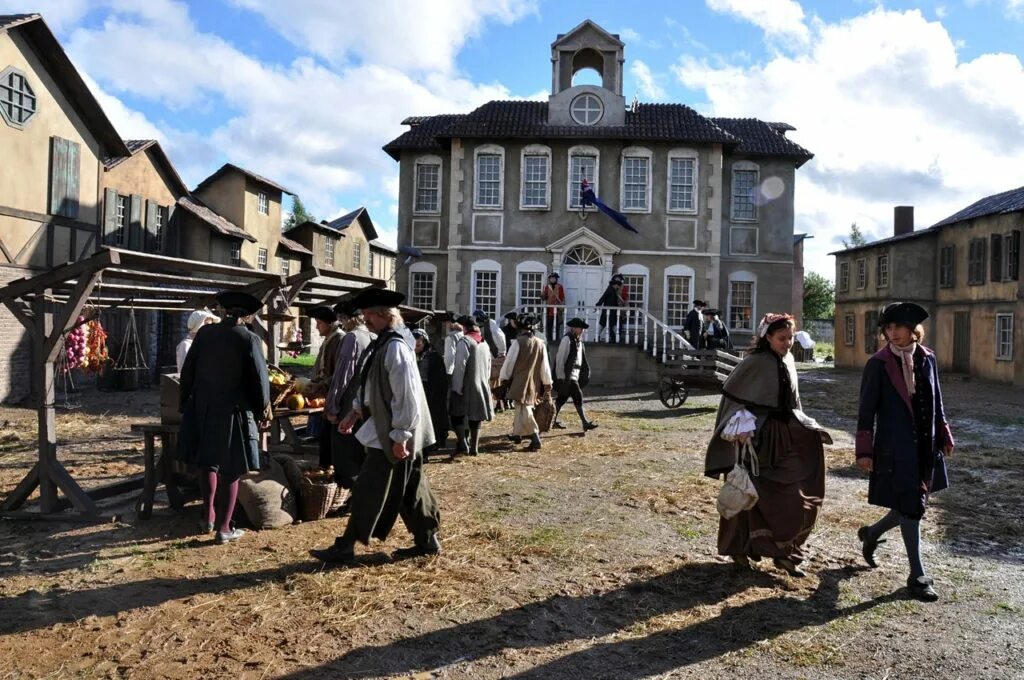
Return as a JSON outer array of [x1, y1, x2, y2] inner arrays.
[[1009, 230, 1021, 281], [129, 194, 143, 250], [102, 189, 118, 245], [64, 140, 80, 218], [991, 234, 1003, 282], [49, 137, 68, 216], [145, 200, 158, 252]]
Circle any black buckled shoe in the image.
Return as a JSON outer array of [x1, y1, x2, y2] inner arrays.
[[393, 533, 441, 559], [857, 526, 885, 568], [583, 421, 599, 432], [907, 575, 939, 602]]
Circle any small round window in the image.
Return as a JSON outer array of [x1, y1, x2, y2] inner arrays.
[[0, 67, 37, 129], [570, 93, 603, 126]]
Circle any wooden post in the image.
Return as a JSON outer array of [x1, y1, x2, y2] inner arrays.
[[34, 292, 58, 513]]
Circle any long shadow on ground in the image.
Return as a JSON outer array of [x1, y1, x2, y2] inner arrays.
[[277, 563, 895, 679]]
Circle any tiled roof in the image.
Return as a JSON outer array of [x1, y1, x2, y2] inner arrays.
[[277, 234, 313, 256], [383, 102, 813, 165], [932, 185, 1024, 227], [102, 139, 156, 170], [0, 13, 38, 31], [193, 163, 293, 196], [710, 118, 814, 165], [369, 239, 397, 254], [326, 206, 379, 241], [827, 227, 939, 256], [177, 195, 256, 242]]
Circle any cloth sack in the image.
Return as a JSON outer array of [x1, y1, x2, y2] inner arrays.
[[534, 396, 555, 433], [237, 456, 297, 529], [716, 440, 760, 520], [720, 408, 757, 442]]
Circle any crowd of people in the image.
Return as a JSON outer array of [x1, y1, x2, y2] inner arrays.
[[175, 285, 954, 601]]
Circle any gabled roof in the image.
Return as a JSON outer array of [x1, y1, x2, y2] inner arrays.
[[177, 195, 256, 242], [0, 14, 128, 155], [277, 234, 313, 256], [552, 20, 623, 47], [285, 219, 345, 238], [827, 227, 939, 256], [327, 207, 379, 241], [710, 118, 814, 166], [193, 162, 293, 196], [369, 239, 397, 254], [933, 185, 1024, 227], [103, 139, 190, 195]]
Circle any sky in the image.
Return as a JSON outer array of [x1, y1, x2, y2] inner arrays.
[[3, 0, 1023, 279]]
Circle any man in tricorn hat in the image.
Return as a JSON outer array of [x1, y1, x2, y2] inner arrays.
[[302, 306, 345, 469], [310, 288, 441, 562], [179, 290, 270, 545], [684, 299, 706, 349], [541, 272, 565, 343], [553, 317, 598, 433], [596, 273, 630, 344], [499, 313, 553, 451]]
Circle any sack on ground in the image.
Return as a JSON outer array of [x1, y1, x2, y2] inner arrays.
[[237, 456, 297, 529], [716, 441, 759, 519]]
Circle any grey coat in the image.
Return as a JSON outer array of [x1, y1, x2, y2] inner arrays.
[[450, 335, 494, 422]]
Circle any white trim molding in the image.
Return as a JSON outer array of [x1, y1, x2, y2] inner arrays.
[[413, 154, 443, 216], [410, 218, 441, 249], [617, 262, 650, 313], [619, 146, 653, 214], [730, 160, 759, 223], [727, 269, 757, 332], [515, 260, 548, 308], [567, 144, 600, 211], [471, 212, 504, 245], [473, 143, 505, 210], [667, 147, 700, 215], [663, 263, 696, 330], [470, 258, 503, 317], [408, 261, 438, 310], [665, 217, 698, 250], [520, 144, 552, 211]]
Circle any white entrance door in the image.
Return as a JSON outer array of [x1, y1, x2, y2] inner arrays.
[[562, 264, 605, 313]]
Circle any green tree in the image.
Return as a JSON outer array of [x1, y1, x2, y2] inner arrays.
[[803, 271, 835, 320], [842, 222, 868, 249], [283, 196, 315, 231]]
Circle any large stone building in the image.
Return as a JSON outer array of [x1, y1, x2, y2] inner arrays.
[[386, 20, 813, 346], [832, 194, 1022, 386]]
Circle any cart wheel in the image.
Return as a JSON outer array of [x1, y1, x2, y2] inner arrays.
[[659, 377, 688, 408]]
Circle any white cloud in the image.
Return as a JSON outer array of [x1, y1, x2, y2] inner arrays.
[[705, 0, 810, 45], [675, 8, 1024, 278], [1008, 0, 1024, 19], [228, 0, 538, 72], [0, 0, 92, 31], [630, 60, 667, 100]]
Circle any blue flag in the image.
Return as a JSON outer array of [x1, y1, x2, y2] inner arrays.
[[580, 178, 639, 234]]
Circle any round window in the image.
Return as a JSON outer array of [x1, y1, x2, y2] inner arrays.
[[570, 93, 603, 126], [0, 67, 37, 129]]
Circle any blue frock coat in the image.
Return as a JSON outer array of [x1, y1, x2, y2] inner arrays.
[[856, 345, 954, 519]]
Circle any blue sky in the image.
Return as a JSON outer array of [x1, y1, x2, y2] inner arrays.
[[4, 0, 1023, 278]]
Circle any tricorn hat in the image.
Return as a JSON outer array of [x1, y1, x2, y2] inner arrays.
[[702, 308, 720, 316], [503, 311, 518, 321], [350, 287, 405, 311], [517, 313, 539, 328], [611, 273, 625, 283], [442, 311, 458, 323], [548, 272, 560, 279], [333, 300, 357, 317], [458, 314, 478, 329], [566, 317, 589, 329], [216, 291, 263, 316], [307, 306, 336, 323], [878, 302, 929, 328], [693, 299, 706, 307]]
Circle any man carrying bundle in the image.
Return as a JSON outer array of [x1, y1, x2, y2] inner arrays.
[[499, 314, 553, 452]]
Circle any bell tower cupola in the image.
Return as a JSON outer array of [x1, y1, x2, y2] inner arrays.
[[548, 20, 627, 127]]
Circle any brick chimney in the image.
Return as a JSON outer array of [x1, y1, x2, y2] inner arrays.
[[894, 206, 914, 237]]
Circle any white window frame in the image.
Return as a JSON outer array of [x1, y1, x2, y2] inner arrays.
[[727, 270, 757, 332], [324, 236, 336, 267], [667, 148, 699, 214], [570, 93, 604, 125], [473, 144, 505, 210], [257, 191, 269, 215], [515, 260, 547, 310], [519, 144, 551, 210], [730, 161, 759, 223], [114, 194, 128, 246], [352, 239, 362, 270], [996, 313, 1014, 361], [663, 264, 695, 331], [877, 254, 889, 288], [278, 256, 290, 277], [856, 258, 867, 289], [567, 144, 600, 211], [620, 146, 653, 214], [470, 259, 502, 318], [844, 313, 855, 346], [413, 155, 443, 215], [839, 261, 850, 293], [471, 213, 504, 245], [257, 247, 268, 271], [408, 261, 438, 311], [230, 242, 241, 267]]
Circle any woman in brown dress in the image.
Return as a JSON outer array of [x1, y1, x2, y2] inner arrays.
[[704, 313, 832, 576]]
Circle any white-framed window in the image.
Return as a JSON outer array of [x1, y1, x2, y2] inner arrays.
[[570, 93, 603, 125], [667, 149, 698, 214], [520, 144, 551, 210], [153, 205, 166, 252], [877, 254, 889, 288], [470, 259, 501, 319], [278, 257, 290, 277], [474, 145, 504, 209], [731, 162, 759, 222], [663, 264, 694, 330], [856, 258, 867, 289], [368, 252, 375, 277], [257, 191, 269, 215], [619, 263, 650, 331], [322, 237, 335, 267], [996, 314, 1014, 361], [257, 247, 268, 271], [563, 244, 603, 266], [0, 67, 37, 129], [728, 271, 756, 331], [516, 260, 546, 312], [230, 242, 241, 267], [620, 147, 652, 213], [844, 313, 855, 346], [414, 155, 442, 215], [353, 240, 363, 270], [408, 262, 437, 311], [568, 145, 599, 210], [839, 261, 850, 293], [114, 195, 128, 246]]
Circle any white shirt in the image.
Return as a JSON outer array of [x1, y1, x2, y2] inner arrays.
[[500, 337, 553, 384], [554, 335, 582, 381], [487, 318, 507, 356], [443, 330, 463, 375], [353, 328, 422, 449], [175, 337, 193, 374]]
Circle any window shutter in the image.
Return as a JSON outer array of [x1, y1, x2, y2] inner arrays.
[[129, 194, 143, 250], [991, 234, 1003, 282], [49, 137, 68, 216], [164, 203, 177, 256], [102, 189, 118, 245], [1010, 230, 1021, 281], [145, 200, 158, 252], [64, 139, 80, 218]]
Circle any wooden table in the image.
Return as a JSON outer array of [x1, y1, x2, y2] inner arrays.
[[268, 407, 324, 456], [129, 423, 189, 519]]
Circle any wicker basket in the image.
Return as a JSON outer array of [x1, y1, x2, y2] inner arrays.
[[299, 476, 338, 521]]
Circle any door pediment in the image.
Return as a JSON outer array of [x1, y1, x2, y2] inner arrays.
[[545, 227, 621, 255]]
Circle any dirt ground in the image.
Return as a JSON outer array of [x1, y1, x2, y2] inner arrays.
[[0, 366, 1022, 679]]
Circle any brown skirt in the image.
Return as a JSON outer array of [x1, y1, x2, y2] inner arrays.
[[717, 417, 825, 563]]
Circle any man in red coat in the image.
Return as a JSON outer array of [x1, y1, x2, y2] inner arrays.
[[541, 273, 565, 344]]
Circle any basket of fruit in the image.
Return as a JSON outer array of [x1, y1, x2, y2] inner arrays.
[[299, 467, 338, 521], [269, 365, 295, 409]]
